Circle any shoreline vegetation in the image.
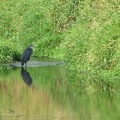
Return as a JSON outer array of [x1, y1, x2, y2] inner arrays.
[[0, 0, 120, 82]]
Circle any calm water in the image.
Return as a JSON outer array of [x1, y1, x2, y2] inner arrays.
[[0, 59, 120, 120]]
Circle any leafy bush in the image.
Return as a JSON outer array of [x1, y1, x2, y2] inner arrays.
[[0, 40, 20, 62]]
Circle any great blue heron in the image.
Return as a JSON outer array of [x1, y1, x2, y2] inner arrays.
[[21, 45, 33, 67]]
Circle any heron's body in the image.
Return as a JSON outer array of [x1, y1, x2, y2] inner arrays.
[[21, 45, 33, 66]]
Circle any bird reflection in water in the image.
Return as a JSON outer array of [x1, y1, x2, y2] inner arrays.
[[21, 67, 32, 86]]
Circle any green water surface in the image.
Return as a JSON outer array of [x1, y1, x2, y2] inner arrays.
[[0, 60, 120, 120]]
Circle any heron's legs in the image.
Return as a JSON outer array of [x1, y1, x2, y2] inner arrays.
[[25, 62, 27, 68]]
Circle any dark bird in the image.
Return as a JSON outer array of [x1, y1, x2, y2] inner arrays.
[[21, 67, 32, 86], [21, 45, 33, 67]]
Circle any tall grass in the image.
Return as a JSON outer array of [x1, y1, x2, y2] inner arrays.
[[63, 0, 120, 73]]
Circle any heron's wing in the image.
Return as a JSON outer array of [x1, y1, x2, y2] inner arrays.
[[21, 49, 30, 61], [21, 47, 33, 61]]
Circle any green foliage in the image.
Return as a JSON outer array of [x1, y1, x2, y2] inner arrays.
[[63, 0, 120, 72], [51, 0, 80, 32], [66, 69, 120, 98], [0, 0, 64, 59], [0, 40, 20, 62]]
